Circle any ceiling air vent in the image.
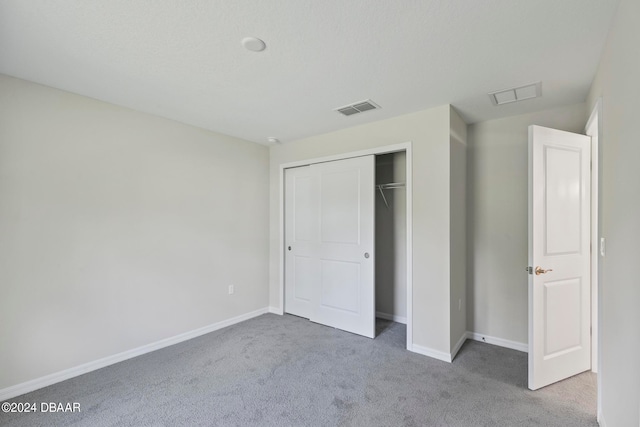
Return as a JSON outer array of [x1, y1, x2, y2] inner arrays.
[[335, 99, 380, 116], [489, 82, 542, 106]]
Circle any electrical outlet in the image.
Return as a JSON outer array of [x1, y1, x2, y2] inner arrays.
[[458, 299, 462, 311], [228, 285, 234, 295], [600, 237, 606, 256]]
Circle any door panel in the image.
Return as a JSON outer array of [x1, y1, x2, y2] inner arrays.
[[544, 145, 583, 255], [319, 259, 361, 313], [293, 175, 315, 243], [528, 125, 591, 390], [544, 278, 582, 357], [320, 169, 360, 244]]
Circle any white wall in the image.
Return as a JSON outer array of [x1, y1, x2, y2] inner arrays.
[[270, 105, 453, 354], [466, 103, 587, 345], [375, 152, 406, 321], [449, 108, 467, 352], [587, 0, 640, 424], [0, 75, 270, 390]]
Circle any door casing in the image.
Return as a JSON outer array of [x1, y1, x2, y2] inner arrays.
[[585, 98, 602, 421]]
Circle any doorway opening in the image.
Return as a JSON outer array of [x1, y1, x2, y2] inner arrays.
[[374, 152, 407, 338], [527, 99, 601, 421]]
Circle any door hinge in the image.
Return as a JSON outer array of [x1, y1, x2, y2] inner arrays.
[[526, 266, 533, 275]]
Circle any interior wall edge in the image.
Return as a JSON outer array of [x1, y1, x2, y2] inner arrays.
[[268, 306, 284, 315], [450, 331, 468, 361], [411, 344, 454, 364]]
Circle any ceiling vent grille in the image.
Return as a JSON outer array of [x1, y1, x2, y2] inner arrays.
[[489, 82, 542, 106], [335, 99, 380, 116]]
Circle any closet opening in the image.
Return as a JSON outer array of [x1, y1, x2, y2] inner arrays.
[[374, 153, 407, 342], [279, 142, 413, 350]]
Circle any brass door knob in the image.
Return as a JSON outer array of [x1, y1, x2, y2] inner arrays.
[[535, 266, 553, 275]]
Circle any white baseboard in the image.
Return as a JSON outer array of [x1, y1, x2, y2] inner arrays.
[[467, 331, 528, 353], [411, 344, 453, 363], [411, 332, 527, 364], [268, 306, 283, 315], [375, 311, 407, 324], [0, 307, 269, 401]]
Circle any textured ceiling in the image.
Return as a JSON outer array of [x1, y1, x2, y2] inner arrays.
[[0, 0, 620, 145]]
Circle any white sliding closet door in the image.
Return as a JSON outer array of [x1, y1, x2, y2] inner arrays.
[[312, 156, 375, 338], [285, 155, 375, 338], [284, 165, 317, 319]]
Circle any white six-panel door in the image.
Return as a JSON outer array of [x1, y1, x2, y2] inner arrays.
[[285, 155, 375, 338], [528, 125, 591, 390]]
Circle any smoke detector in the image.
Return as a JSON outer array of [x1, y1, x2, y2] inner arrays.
[[335, 99, 380, 116], [241, 37, 266, 52], [489, 82, 542, 105]]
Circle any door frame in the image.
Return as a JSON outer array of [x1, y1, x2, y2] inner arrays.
[[278, 142, 414, 350], [585, 98, 602, 420]]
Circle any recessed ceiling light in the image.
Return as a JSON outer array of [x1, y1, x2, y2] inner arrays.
[[267, 137, 280, 144], [241, 37, 266, 52], [489, 82, 542, 106]]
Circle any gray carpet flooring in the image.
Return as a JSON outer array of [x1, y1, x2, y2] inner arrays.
[[1, 314, 597, 426]]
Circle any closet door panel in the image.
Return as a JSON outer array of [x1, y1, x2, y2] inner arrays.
[[284, 166, 318, 319], [311, 155, 375, 338]]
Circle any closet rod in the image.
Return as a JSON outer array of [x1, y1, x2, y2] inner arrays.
[[377, 181, 405, 190], [375, 182, 405, 209]]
